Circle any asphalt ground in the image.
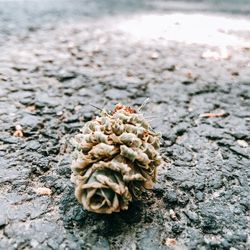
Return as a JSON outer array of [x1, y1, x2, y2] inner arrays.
[[0, 1, 250, 249]]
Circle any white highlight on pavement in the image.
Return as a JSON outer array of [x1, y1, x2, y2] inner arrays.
[[115, 13, 250, 48]]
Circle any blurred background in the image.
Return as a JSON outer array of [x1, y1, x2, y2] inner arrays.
[[1, 0, 250, 58], [1, 0, 250, 35]]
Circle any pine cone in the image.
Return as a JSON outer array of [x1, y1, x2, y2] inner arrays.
[[71, 104, 161, 214]]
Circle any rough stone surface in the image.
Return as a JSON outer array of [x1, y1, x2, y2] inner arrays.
[[0, 1, 250, 249]]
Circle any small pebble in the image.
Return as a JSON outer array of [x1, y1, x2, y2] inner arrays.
[[165, 238, 177, 246], [35, 187, 52, 196], [237, 140, 248, 148]]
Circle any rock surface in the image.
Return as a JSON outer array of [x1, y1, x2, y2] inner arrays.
[[0, 1, 250, 249]]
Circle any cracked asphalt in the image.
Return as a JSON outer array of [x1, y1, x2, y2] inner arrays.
[[0, 1, 250, 249]]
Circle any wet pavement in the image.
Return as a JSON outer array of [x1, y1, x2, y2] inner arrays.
[[0, 1, 250, 249]]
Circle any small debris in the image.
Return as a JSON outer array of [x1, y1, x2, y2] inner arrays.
[[165, 238, 177, 246], [35, 187, 52, 196], [231, 71, 239, 76], [13, 125, 24, 137], [170, 209, 178, 221], [150, 52, 159, 59], [56, 110, 64, 116], [201, 47, 230, 60], [74, 105, 81, 111], [126, 70, 133, 77], [200, 112, 228, 118], [182, 70, 198, 84], [186, 71, 194, 79], [237, 140, 248, 148], [25, 105, 36, 113]]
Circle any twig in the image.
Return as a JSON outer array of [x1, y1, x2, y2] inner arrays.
[[138, 98, 150, 111], [89, 104, 103, 112], [200, 112, 229, 118]]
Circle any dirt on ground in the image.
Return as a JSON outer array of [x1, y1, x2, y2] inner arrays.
[[0, 1, 250, 249]]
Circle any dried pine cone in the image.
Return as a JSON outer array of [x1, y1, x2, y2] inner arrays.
[[71, 104, 161, 214]]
